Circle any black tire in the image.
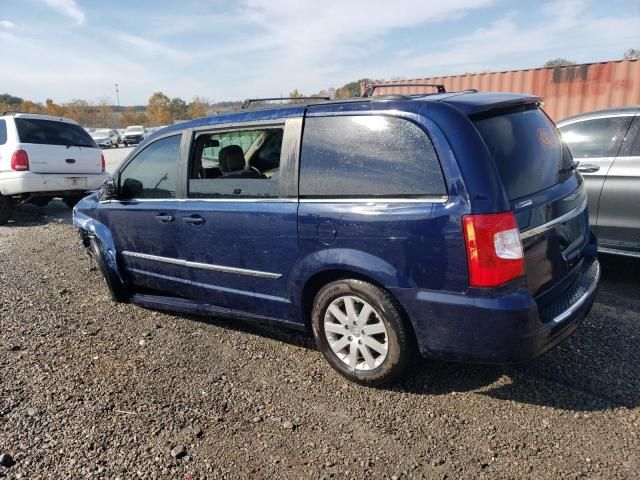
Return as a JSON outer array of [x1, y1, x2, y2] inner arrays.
[[0, 194, 12, 225], [311, 279, 415, 386], [90, 237, 129, 303], [63, 196, 86, 209], [30, 196, 51, 207]]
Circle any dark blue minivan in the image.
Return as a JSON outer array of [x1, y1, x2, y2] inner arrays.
[[74, 91, 600, 385]]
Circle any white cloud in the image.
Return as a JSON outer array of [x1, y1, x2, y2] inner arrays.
[[0, 20, 15, 28], [396, 0, 640, 77], [39, 0, 85, 25]]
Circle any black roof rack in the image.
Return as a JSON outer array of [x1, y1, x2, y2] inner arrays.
[[363, 83, 446, 97], [241, 96, 330, 110]]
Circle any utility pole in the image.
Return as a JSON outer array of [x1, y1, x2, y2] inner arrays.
[[114, 83, 120, 107]]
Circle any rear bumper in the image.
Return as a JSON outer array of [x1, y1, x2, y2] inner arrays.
[[391, 254, 600, 363], [0, 171, 107, 196]]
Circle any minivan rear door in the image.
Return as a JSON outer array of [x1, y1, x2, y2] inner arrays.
[[473, 104, 592, 300], [15, 117, 102, 174]]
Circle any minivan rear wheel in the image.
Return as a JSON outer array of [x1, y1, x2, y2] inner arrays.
[[0, 194, 12, 225], [311, 279, 413, 386]]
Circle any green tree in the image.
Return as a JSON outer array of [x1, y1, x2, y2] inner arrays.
[[623, 48, 640, 60], [168, 97, 188, 123], [146, 91, 171, 126], [543, 58, 576, 68]]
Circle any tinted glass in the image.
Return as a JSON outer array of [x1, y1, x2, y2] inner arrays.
[[475, 107, 573, 201], [559, 116, 631, 159], [299, 116, 445, 197], [189, 128, 282, 198], [119, 135, 181, 199], [15, 118, 95, 148], [0, 120, 6, 145]]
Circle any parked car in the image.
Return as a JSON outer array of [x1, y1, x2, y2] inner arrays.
[[0, 112, 106, 224], [557, 106, 640, 258], [122, 125, 146, 146], [117, 129, 125, 144], [90, 129, 120, 148], [74, 92, 600, 385]]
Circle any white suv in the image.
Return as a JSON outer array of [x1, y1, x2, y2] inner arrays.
[[0, 112, 107, 225]]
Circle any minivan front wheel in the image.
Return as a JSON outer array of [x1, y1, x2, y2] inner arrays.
[[311, 279, 413, 386]]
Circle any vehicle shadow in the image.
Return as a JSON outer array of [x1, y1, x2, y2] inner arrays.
[[1, 200, 73, 227], [399, 254, 640, 411], [179, 254, 639, 412]]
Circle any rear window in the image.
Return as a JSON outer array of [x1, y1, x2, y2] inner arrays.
[[15, 118, 96, 148], [300, 115, 446, 198], [474, 106, 573, 201]]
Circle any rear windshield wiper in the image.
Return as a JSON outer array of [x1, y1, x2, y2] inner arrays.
[[559, 161, 579, 174]]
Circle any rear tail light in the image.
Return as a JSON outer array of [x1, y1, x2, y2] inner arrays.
[[101, 154, 105, 172], [11, 150, 30, 171], [463, 212, 524, 288]]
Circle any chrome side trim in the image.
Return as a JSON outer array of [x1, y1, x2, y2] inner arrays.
[[299, 196, 448, 204], [598, 247, 640, 259], [551, 261, 600, 324], [121, 251, 282, 279], [519, 198, 588, 240], [102, 198, 297, 204]]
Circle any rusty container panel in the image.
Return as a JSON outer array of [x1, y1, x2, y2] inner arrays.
[[366, 60, 640, 121]]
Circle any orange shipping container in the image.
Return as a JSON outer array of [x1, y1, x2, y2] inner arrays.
[[365, 59, 640, 122]]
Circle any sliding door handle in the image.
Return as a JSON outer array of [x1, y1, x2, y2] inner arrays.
[[183, 215, 205, 225]]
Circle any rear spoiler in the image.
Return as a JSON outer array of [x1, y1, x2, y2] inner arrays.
[[442, 94, 542, 119]]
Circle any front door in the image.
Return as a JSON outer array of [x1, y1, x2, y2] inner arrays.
[[100, 133, 191, 296], [175, 120, 301, 321]]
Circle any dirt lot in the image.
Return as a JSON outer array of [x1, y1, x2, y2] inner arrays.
[[0, 202, 638, 479]]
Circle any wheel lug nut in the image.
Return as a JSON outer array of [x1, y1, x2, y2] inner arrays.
[[348, 336, 353, 341]]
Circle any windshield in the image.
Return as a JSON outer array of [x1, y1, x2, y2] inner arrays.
[[15, 118, 96, 148], [125, 126, 144, 133], [92, 129, 110, 137]]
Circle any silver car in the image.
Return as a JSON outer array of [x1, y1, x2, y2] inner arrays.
[[557, 106, 640, 258]]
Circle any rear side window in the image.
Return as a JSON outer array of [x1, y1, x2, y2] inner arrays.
[[559, 116, 632, 159], [300, 115, 446, 197], [0, 120, 6, 145], [474, 107, 573, 201], [15, 118, 96, 148]]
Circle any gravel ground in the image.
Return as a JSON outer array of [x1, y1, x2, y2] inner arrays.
[[0, 203, 638, 479]]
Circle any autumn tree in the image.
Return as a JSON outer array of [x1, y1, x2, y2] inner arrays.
[[121, 107, 139, 126], [289, 89, 304, 104], [187, 96, 209, 119], [65, 99, 91, 126], [43, 99, 66, 117], [146, 91, 171, 126]]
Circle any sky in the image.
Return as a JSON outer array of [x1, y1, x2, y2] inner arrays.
[[0, 0, 639, 105]]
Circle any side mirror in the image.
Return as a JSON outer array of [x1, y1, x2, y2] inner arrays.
[[102, 177, 118, 199], [121, 178, 143, 199]]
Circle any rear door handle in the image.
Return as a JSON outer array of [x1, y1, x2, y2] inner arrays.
[[183, 215, 205, 225], [154, 214, 174, 223], [577, 164, 600, 173]]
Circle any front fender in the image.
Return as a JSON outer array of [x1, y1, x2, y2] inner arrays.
[[73, 194, 125, 285]]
